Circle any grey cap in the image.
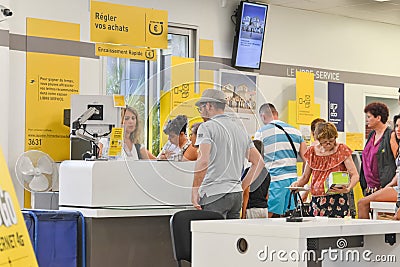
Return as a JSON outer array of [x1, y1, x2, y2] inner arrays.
[[195, 89, 226, 107]]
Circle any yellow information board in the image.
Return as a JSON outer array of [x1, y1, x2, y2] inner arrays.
[[90, 1, 167, 48], [288, 100, 320, 129], [108, 128, 123, 157], [25, 18, 80, 161], [95, 43, 156, 61], [296, 71, 315, 125], [0, 147, 38, 266]]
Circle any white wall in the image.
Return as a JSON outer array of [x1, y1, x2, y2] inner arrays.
[[5, 0, 400, 203], [264, 5, 400, 76], [0, 0, 10, 162], [258, 5, 400, 138], [0, 47, 9, 160]]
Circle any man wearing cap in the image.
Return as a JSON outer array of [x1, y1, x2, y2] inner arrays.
[[192, 89, 264, 219]]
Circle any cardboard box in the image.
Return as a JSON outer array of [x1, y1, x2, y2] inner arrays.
[[324, 171, 349, 194]]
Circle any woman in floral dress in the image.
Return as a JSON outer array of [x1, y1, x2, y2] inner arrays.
[[291, 122, 359, 217]]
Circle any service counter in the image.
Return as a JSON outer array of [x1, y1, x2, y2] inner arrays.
[[192, 217, 400, 267], [59, 160, 195, 267]]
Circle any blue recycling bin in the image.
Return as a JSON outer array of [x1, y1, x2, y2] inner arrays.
[[22, 209, 86, 267]]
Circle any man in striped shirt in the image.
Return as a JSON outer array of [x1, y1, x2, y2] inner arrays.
[[256, 103, 307, 217]]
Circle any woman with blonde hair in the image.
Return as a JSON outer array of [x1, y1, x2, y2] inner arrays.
[[99, 106, 155, 159], [291, 122, 359, 217]]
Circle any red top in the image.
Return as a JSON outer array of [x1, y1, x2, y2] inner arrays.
[[305, 143, 353, 196]]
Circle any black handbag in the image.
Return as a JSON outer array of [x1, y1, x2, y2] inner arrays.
[[285, 191, 311, 217]]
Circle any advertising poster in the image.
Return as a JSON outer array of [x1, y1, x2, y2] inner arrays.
[[328, 82, 344, 132], [220, 70, 258, 137], [25, 18, 80, 161]]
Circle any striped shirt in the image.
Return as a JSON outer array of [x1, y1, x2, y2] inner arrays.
[[256, 120, 304, 182]]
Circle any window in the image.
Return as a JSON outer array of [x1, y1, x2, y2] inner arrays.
[[103, 24, 197, 155]]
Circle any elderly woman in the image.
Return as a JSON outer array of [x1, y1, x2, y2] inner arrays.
[[360, 102, 398, 196], [158, 115, 198, 161], [291, 122, 359, 217]]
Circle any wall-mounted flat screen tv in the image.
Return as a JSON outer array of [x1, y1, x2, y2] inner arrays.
[[231, 1, 268, 69]]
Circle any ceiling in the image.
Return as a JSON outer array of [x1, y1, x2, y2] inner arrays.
[[256, 0, 400, 26]]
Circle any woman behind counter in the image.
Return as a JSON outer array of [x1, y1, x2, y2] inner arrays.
[[158, 115, 198, 161], [291, 122, 359, 218], [99, 106, 155, 160]]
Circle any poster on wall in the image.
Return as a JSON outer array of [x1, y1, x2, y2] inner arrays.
[[219, 69, 259, 137], [25, 18, 80, 161], [328, 82, 344, 132]]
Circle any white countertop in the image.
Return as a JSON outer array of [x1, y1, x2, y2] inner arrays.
[[60, 206, 193, 217], [59, 160, 195, 209], [192, 217, 400, 239]]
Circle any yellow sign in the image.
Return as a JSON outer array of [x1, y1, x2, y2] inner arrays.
[[145, 8, 168, 49], [0, 147, 38, 266], [95, 43, 156, 61], [108, 128, 123, 157], [346, 132, 364, 151], [25, 18, 80, 161], [296, 71, 315, 125], [199, 39, 214, 57], [287, 100, 320, 130], [90, 1, 167, 48], [113, 95, 126, 108], [171, 57, 196, 109]]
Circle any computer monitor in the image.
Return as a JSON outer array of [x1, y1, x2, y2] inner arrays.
[[70, 95, 121, 159], [70, 95, 120, 136], [231, 1, 268, 69]]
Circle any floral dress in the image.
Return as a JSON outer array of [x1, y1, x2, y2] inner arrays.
[[305, 143, 353, 218]]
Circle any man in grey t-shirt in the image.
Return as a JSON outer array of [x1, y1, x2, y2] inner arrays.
[[192, 89, 264, 219]]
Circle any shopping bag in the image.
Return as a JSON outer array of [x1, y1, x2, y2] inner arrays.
[[285, 191, 311, 217]]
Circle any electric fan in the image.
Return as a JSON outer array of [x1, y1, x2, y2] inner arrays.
[[15, 150, 57, 192]]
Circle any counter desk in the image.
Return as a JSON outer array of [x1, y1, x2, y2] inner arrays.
[[192, 217, 400, 267], [59, 160, 195, 267]]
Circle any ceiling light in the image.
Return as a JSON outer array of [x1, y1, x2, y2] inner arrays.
[[374, 0, 391, 2]]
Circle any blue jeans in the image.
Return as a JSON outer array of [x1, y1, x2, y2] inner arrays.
[[200, 192, 243, 219]]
